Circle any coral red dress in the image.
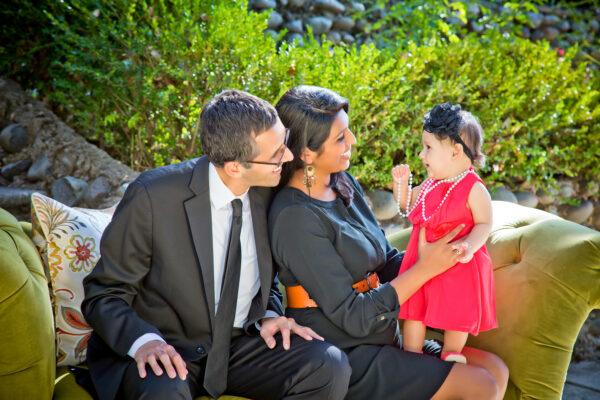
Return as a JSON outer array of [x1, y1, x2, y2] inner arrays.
[[398, 169, 497, 335]]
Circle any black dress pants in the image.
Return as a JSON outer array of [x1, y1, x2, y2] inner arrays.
[[120, 333, 351, 400]]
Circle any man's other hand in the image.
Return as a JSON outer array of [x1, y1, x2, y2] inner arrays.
[[260, 316, 324, 350], [134, 340, 188, 380]]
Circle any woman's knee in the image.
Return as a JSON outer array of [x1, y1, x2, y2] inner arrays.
[[433, 364, 499, 400]]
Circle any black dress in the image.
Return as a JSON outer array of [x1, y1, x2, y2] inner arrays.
[[268, 173, 452, 399]]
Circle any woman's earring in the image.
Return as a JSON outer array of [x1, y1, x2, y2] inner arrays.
[[303, 164, 316, 188]]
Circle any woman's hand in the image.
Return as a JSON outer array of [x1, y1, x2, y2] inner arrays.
[[416, 224, 464, 279]]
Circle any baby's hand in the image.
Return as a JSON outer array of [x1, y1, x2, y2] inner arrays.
[[392, 164, 411, 184], [452, 241, 474, 263]]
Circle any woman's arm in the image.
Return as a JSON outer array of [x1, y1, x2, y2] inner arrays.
[[452, 182, 493, 263]]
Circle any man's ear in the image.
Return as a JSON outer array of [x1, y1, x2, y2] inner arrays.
[[223, 161, 243, 178]]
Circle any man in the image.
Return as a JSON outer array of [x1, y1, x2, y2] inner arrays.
[[82, 90, 351, 400]]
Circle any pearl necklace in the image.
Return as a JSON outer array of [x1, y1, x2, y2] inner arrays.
[[397, 169, 472, 222], [395, 172, 413, 218]]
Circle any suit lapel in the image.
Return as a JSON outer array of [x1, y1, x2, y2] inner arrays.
[[184, 157, 216, 329], [249, 188, 272, 311]]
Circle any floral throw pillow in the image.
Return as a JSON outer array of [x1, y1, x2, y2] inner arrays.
[[31, 192, 117, 366]]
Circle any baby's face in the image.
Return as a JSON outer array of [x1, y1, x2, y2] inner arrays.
[[418, 131, 456, 180]]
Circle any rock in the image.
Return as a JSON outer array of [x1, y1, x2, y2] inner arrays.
[[365, 190, 398, 221], [354, 19, 368, 32], [537, 5, 553, 14], [468, 3, 481, 17], [536, 188, 557, 206], [582, 181, 599, 198], [342, 32, 355, 44], [469, 20, 484, 34], [267, 11, 283, 29], [527, 12, 543, 29], [306, 16, 333, 35], [542, 27, 560, 41], [0, 187, 45, 207], [314, 0, 345, 14], [559, 182, 575, 198], [264, 29, 278, 39], [572, 22, 586, 34], [27, 153, 52, 181], [590, 20, 599, 33], [0, 175, 9, 186], [1, 159, 31, 179], [51, 176, 88, 207], [284, 19, 303, 33], [250, 0, 276, 10], [531, 29, 545, 41], [557, 20, 570, 33], [349, 2, 365, 13], [0, 124, 29, 153], [543, 15, 561, 26], [561, 200, 594, 224], [520, 26, 531, 38], [326, 30, 341, 45], [566, 34, 579, 45], [115, 182, 130, 198], [85, 176, 113, 208], [333, 16, 355, 31], [372, 5, 386, 19], [279, 0, 287, 5], [515, 191, 538, 208], [489, 187, 518, 203], [288, 0, 307, 7], [448, 16, 467, 27], [284, 32, 304, 45]]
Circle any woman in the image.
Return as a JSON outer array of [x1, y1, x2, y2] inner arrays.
[[268, 86, 508, 399]]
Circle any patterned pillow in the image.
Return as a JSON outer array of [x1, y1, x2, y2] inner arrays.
[[30, 192, 117, 366]]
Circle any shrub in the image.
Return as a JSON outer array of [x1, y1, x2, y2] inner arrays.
[[1, 0, 598, 196]]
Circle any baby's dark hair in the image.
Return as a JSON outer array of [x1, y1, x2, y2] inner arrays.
[[423, 102, 486, 168]]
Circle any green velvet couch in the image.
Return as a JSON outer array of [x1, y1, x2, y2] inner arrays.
[[1, 201, 599, 399]]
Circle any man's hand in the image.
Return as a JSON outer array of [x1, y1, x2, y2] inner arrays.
[[134, 340, 188, 380], [260, 316, 324, 350], [416, 224, 465, 279]]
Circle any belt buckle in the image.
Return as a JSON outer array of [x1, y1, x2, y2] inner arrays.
[[365, 272, 375, 290]]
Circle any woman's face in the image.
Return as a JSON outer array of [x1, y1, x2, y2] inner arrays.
[[311, 109, 356, 174]]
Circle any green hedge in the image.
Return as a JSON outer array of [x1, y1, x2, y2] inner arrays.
[[1, 0, 598, 195]]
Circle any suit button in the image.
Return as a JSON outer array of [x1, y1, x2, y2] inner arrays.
[[196, 346, 206, 355]]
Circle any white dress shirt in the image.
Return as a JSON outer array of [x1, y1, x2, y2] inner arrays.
[[127, 162, 273, 358]]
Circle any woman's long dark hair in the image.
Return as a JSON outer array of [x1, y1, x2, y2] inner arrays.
[[275, 85, 354, 206]]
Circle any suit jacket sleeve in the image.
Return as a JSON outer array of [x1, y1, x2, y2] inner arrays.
[[82, 181, 162, 357]]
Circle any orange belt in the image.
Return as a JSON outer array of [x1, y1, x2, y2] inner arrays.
[[286, 272, 380, 308]]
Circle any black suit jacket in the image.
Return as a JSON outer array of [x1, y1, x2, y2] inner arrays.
[[82, 156, 283, 400]]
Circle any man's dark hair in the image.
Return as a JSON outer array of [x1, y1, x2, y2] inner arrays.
[[200, 89, 278, 167]]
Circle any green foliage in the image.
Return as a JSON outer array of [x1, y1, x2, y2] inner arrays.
[[1, 0, 599, 196]]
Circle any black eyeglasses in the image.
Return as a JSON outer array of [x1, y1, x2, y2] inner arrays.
[[245, 128, 290, 170]]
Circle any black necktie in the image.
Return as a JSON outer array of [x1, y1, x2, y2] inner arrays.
[[204, 199, 243, 398]]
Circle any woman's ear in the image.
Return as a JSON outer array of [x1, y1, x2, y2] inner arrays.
[[302, 148, 316, 165], [222, 161, 243, 178]]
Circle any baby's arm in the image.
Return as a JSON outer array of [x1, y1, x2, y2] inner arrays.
[[392, 165, 421, 212], [452, 182, 493, 263]]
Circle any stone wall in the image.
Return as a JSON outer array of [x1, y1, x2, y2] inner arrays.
[[250, 0, 600, 68], [0, 78, 139, 220]]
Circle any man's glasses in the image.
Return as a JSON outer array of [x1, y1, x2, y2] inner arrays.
[[245, 128, 290, 170]]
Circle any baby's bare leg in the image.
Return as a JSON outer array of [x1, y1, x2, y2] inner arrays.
[[442, 330, 469, 355], [402, 320, 426, 352]]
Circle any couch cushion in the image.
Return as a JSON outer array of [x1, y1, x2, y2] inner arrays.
[[388, 201, 600, 400], [31, 193, 117, 366], [0, 208, 55, 400]]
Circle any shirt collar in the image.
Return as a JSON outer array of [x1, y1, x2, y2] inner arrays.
[[209, 162, 249, 211]]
